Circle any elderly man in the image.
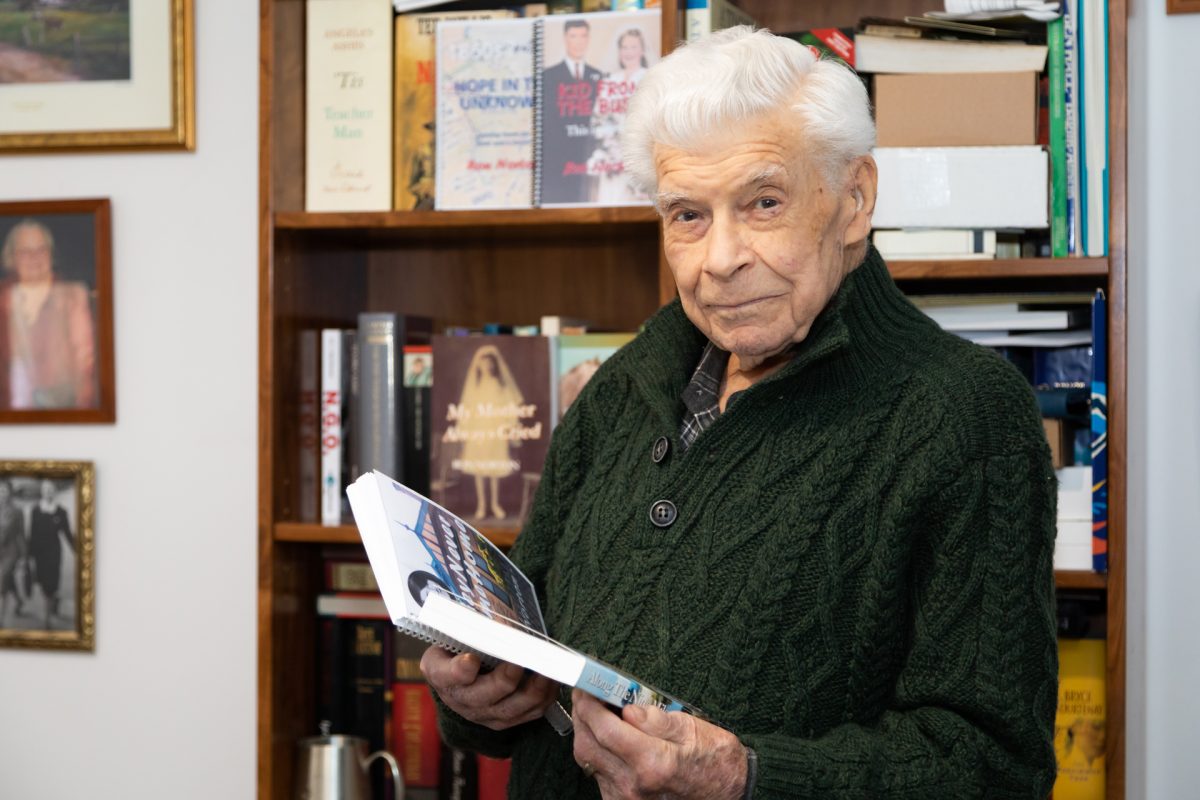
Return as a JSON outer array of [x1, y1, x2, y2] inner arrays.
[[423, 27, 1057, 799]]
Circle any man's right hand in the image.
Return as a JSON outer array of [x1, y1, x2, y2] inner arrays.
[[420, 645, 559, 731]]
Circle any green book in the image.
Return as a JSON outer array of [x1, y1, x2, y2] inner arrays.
[[1048, 17, 1068, 258]]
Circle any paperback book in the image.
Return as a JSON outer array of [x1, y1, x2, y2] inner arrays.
[[345, 470, 700, 735]]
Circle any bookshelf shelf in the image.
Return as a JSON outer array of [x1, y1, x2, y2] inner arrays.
[[274, 522, 519, 550], [887, 257, 1109, 280], [1055, 570, 1108, 591], [275, 206, 660, 230]]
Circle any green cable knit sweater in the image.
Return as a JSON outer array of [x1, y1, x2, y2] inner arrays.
[[438, 249, 1059, 798]]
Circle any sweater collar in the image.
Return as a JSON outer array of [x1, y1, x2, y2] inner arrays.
[[631, 246, 933, 424]]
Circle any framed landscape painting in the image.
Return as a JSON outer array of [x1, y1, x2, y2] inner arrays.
[[0, 0, 194, 152], [0, 198, 115, 423], [0, 460, 94, 651]]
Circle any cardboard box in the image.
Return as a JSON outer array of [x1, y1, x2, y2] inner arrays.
[[874, 72, 1038, 147], [873, 146, 1048, 229]]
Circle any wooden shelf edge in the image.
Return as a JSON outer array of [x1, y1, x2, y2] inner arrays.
[[889, 257, 1108, 280], [1055, 570, 1108, 590], [275, 206, 660, 230], [274, 521, 519, 549]]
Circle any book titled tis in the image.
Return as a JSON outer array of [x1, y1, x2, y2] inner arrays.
[[346, 471, 701, 737], [305, 0, 393, 211]]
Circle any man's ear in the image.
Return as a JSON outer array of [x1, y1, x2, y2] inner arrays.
[[843, 156, 878, 247]]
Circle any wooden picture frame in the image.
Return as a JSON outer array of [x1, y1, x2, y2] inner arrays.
[[1168, 0, 1200, 12], [0, 198, 115, 424], [0, 460, 95, 652], [0, 0, 194, 153]]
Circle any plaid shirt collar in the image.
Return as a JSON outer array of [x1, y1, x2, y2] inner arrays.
[[679, 341, 732, 451]]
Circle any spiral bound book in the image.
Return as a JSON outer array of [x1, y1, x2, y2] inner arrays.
[[346, 470, 699, 734]]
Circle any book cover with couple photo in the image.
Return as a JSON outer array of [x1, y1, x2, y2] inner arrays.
[[537, 10, 661, 206]]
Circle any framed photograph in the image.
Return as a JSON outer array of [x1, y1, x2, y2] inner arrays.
[[0, 198, 115, 423], [0, 0, 194, 153], [0, 459, 94, 651]]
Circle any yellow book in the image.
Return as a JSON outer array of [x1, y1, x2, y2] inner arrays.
[[393, 9, 517, 210], [1054, 638, 1105, 799]]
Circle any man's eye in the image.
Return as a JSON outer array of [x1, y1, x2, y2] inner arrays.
[[756, 197, 780, 210], [674, 210, 699, 223]]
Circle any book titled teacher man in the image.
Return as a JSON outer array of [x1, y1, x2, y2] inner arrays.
[[306, 0, 394, 211]]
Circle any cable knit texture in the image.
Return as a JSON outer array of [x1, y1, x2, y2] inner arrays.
[[436, 248, 1059, 799]]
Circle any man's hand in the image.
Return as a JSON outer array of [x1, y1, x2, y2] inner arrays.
[[571, 689, 748, 800], [420, 646, 559, 731]]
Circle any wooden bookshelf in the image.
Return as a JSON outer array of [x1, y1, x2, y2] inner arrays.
[[257, 1, 1128, 798]]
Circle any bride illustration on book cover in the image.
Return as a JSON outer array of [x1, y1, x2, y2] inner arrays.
[[587, 26, 652, 205], [457, 345, 523, 521]]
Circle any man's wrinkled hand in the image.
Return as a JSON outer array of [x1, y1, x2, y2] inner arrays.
[[420, 645, 558, 731]]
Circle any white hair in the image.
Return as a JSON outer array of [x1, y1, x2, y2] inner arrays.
[[622, 26, 875, 197]]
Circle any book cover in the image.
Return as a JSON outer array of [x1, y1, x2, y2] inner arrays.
[[1078, 0, 1108, 257], [430, 335, 553, 528], [298, 329, 320, 523], [555, 332, 635, 422], [685, 0, 756, 44], [1090, 289, 1107, 572], [394, 9, 518, 210], [305, 0, 394, 211], [1053, 637, 1106, 798], [346, 471, 699, 728], [873, 229, 997, 260], [435, 19, 536, 211], [536, 10, 661, 206], [782, 28, 853, 66], [321, 329, 356, 525], [403, 345, 434, 497]]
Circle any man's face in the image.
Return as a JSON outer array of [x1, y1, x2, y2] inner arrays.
[[10, 225, 53, 285], [656, 108, 864, 364], [564, 26, 589, 62]]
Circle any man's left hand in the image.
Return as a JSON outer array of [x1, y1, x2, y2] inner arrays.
[[571, 689, 748, 800]]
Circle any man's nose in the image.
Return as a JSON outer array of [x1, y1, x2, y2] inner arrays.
[[704, 212, 752, 280]]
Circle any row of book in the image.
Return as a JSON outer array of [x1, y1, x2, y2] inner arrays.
[[298, 315, 634, 530], [316, 563, 512, 800], [913, 289, 1108, 572], [838, 3, 1109, 260], [308, 0, 744, 212]]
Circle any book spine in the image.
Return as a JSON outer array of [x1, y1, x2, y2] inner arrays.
[[358, 313, 405, 480], [1090, 290, 1107, 572], [343, 331, 359, 519], [321, 329, 345, 526], [1063, 0, 1080, 254], [393, 680, 442, 788], [1047, 18, 1067, 258], [325, 559, 379, 592], [477, 755, 513, 800], [298, 329, 320, 523], [576, 657, 689, 712], [439, 745, 479, 800], [532, 18, 544, 207], [403, 346, 433, 496], [305, 0, 393, 211]]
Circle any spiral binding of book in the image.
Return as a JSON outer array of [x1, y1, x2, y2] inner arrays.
[[531, 18, 545, 207]]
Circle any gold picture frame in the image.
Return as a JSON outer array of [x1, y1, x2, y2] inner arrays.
[[0, 0, 194, 153], [0, 460, 94, 651]]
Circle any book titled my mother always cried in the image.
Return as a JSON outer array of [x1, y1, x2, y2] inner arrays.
[[346, 470, 700, 734]]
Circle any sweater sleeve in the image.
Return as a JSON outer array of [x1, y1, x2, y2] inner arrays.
[[433, 394, 585, 757], [743, 448, 1060, 799]]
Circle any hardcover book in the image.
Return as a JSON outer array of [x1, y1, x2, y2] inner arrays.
[[316, 615, 392, 755], [394, 9, 517, 210], [435, 18, 536, 210], [403, 345, 434, 496], [430, 335, 553, 529], [305, 0, 394, 211], [346, 471, 700, 735], [298, 329, 320, 523], [536, 9, 661, 206], [554, 332, 635, 422], [1090, 289, 1107, 572], [321, 329, 357, 525]]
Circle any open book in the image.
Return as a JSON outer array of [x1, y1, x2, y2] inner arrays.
[[346, 470, 699, 735]]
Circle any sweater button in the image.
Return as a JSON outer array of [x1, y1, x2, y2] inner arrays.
[[649, 500, 677, 528], [651, 436, 670, 463]]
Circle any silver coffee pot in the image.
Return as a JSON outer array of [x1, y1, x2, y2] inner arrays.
[[295, 734, 404, 800]]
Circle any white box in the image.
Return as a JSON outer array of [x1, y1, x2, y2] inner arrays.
[[1055, 519, 1093, 571], [1057, 466, 1092, 521], [873, 146, 1048, 229]]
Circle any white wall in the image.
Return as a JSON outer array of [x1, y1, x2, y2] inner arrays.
[[0, 2, 258, 798], [1126, 3, 1200, 799]]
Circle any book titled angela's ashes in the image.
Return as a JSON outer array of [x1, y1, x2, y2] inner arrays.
[[346, 470, 700, 735]]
